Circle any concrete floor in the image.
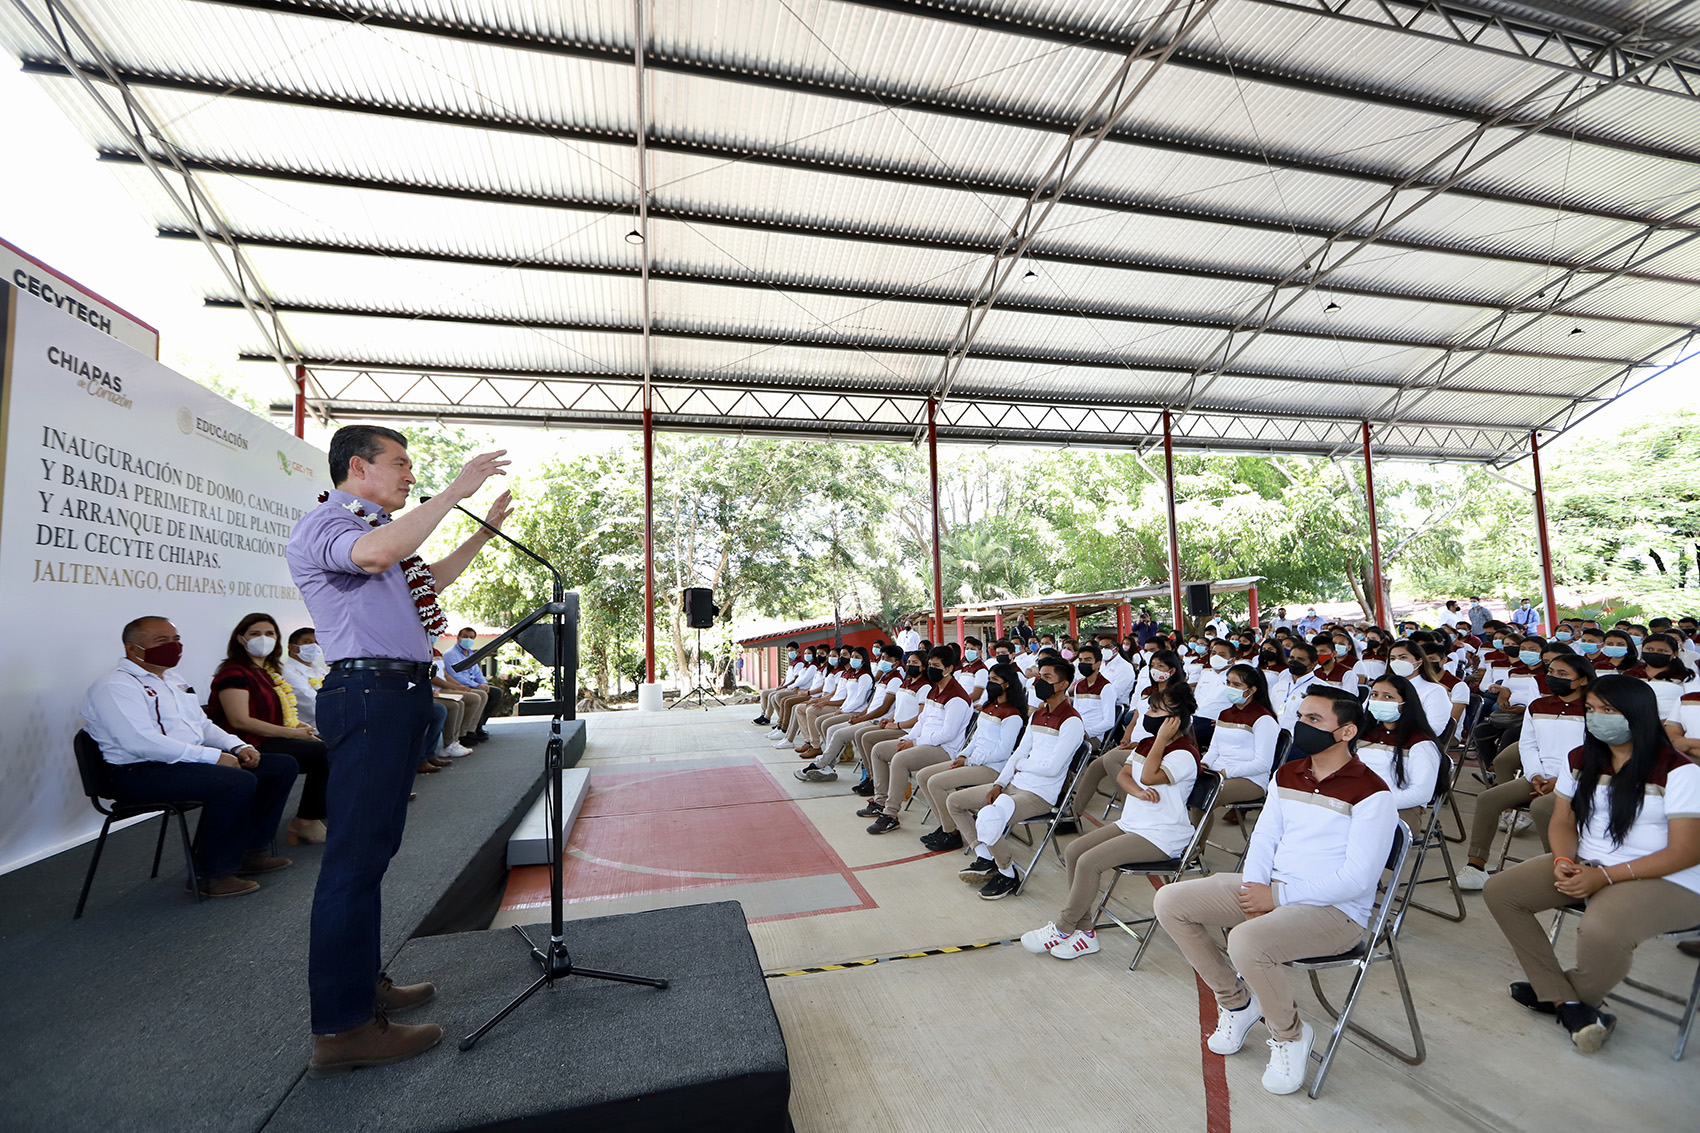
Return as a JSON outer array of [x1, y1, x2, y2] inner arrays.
[[499, 704, 1700, 1131]]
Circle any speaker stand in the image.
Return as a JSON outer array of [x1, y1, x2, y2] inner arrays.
[[669, 626, 726, 711]]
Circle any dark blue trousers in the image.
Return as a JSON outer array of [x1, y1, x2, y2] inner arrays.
[[104, 754, 297, 878], [308, 668, 432, 1034]]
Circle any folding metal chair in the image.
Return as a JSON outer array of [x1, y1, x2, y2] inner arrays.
[[1433, 718, 1468, 843], [1547, 903, 1700, 1061], [71, 730, 202, 919], [1406, 747, 1467, 923], [1202, 728, 1292, 871], [1007, 740, 1094, 888], [1284, 821, 1422, 1098], [1092, 768, 1222, 970]]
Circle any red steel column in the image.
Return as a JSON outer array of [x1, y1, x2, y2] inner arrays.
[[928, 398, 945, 643], [1162, 410, 1185, 632], [956, 615, 965, 648], [1067, 604, 1078, 638], [643, 401, 656, 682], [1362, 422, 1389, 628], [293, 364, 306, 439], [1531, 430, 1560, 636], [994, 610, 1005, 640], [1247, 585, 1260, 632]]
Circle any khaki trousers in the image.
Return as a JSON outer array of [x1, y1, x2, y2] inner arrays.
[[1074, 746, 1133, 816], [1152, 872, 1363, 1042], [823, 719, 879, 763], [433, 695, 466, 749], [774, 689, 812, 729], [917, 763, 998, 830], [870, 741, 950, 815], [853, 727, 904, 767], [453, 687, 487, 736], [1485, 854, 1700, 1006], [1059, 823, 1164, 932], [945, 785, 1053, 869], [806, 708, 852, 747]]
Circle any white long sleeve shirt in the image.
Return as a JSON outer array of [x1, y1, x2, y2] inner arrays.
[[959, 707, 1025, 770], [1271, 668, 1323, 731], [1242, 756, 1397, 927], [906, 679, 975, 755], [995, 701, 1086, 804], [1203, 702, 1280, 789], [279, 656, 324, 729], [1069, 671, 1117, 739], [1354, 725, 1442, 812], [81, 660, 246, 766], [778, 660, 806, 689], [1098, 652, 1138, 709], [1404, 676, 1453, 737], [837, 670, 876, 714], [1518, 696, 1586, 780]]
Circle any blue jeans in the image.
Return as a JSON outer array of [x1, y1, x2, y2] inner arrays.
[[104, 754, 297, 877], [309, 667, 432, 1034], [422, 701, 447, 760]]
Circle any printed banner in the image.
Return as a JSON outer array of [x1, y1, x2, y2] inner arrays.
[[0, 281, 322, 874]]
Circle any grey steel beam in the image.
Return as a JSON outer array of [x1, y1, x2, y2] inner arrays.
[[22, 57, 1693, 235], [204, 293, 1635, 374], [108, 150, 1700, 292]]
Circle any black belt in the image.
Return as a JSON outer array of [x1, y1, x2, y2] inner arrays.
[[331, 657, 434, 679]]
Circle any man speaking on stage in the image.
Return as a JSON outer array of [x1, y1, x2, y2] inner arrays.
[[286, 424, 512, 1077]]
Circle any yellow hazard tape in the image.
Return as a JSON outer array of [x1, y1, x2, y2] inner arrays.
[[764, 938, 1020, 979]]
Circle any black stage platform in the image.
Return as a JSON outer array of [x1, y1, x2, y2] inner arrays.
[[0, 718, 791, 1133]]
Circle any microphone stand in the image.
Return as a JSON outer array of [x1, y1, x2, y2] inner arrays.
[[420, 496, 668, 1052]]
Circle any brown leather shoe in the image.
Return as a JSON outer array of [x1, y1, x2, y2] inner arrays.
[[238, 853, 292, 875], [416, 761, 441, 774], [376, 975, 437, 1013], [191, 875, 260, 898], [307, 1012, 442, 1079], [1680, 939, 1700, 959], [428, 756, 451, 768]]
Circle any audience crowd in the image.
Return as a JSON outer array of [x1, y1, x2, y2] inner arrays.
[[756, 600, 1700, 1090]]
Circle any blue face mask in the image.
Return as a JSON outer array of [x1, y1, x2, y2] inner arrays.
[[1584, 711, 1632, 745], [787, 650, 798, 660], [1367, 699, 1402, 723], [1027, 642, 1039, 652], [964, 650, 979, 662], [1577, 641, 1600, 655], [1518, 650, 1542, 666], [878, 660, 893, 673], [1555, 631, 1573, 642], [1602, 645, 1629, 659], [1224, 686, 1250, 707], [849, 658, 863, 669]]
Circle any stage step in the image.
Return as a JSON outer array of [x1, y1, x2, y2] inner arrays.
[[506, 768, 591, 866]]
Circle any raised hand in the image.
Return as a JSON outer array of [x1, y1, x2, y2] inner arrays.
[[483, 490, 514, 533], [447, 450, 510, 502]]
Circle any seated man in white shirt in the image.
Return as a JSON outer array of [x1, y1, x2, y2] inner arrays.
[[81, 616, 298, 898], [281, 627, 328, 730], [1153, 687, 1396, 1097]]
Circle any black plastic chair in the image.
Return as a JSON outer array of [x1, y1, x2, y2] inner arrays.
[[72, 730, 203, 919], [1092, 768, 1222, 969]]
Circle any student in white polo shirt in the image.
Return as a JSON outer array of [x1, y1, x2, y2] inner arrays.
[[1153, 686, 1396, 1096], [861, 647, 973, 834], [949, 656, 1085, 900], [1267, 641, 1322, 731], [1069, 643, 1117, 748], [918, 663, 1029, 853], [1485, 675, 1700, 1052], [1358, 674, 1444, 831], [955, 635, 990, 700], [755, 641, 806, 725]]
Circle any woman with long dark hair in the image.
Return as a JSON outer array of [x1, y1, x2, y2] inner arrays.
[[1484, 675, 1700, 1053], [1195, 663, 1278, 834], [1629, 631, 1694, 721], [207, 612, 332, 845], [918, 662, 1030, 852], [1358, 674, 1443, 830]]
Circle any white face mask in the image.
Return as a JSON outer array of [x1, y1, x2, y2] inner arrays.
[[1389, 658, 1417, 677], [297, 643, 323, 664], [244, 635, 276, 658], [1208, 655, 1230, 671]]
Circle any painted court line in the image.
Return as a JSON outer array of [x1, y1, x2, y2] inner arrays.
[[764, 937, 1022, 978]]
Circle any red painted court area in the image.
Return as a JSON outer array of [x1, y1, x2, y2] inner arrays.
[[501, 759, 874, 915]]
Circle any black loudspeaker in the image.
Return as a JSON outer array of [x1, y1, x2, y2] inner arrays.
[[683, 587, 718, 629], [1186, 583, 1212, 617]]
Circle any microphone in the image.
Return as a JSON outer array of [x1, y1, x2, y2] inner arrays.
[[419, 494, 562, 590]]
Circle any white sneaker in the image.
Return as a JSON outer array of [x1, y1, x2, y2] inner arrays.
[[1457, 864, 1491, 891], [1498, 811, 1532, 833], [770, 738, 796, 748], [1207, 993, 1263, 1055], [1050, 930, 1100, 960], [766, 729, 785, 740], [442, 742, 473, 758], [1262, 1022, 1315, 1095], [1020, 923, 1069, 954]]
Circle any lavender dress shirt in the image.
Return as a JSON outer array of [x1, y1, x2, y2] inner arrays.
[[286, 488, 432, 663]]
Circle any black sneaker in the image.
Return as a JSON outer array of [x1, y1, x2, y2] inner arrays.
[[866, 815, 900, 834], [1509, 982, 1555, 1015], [1556, 1001, 1616, 1053], [958, 856, 997, 882], [856, 802, 884, 818], [978, 870, 1021, 900], [920, 826, 946, 844], [753, 716, 770, 726], [852, 779, 875, 797], [924, 830, 964, 852]]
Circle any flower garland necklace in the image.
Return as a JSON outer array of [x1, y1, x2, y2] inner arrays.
[[270, 668, 301, 728], [318, 492, 451, 638]]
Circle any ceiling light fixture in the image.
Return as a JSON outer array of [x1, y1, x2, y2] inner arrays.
[[1569, 326, 1584, 335], [1023, 269, 1037, 279], [1323, 301, 1340, 313], [625, 229, 645, 245]]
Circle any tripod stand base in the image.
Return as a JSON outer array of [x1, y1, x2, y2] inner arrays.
[[460, 925, 668, 1051], [668, 684, 726, 709]]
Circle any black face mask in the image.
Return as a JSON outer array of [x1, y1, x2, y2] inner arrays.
[[1292, 720, 1340, 757], [1032, 679, 1055, 701], [926, 666, 945, 685], [1287, 658, 1312, 677], [1143, 714, 1166, 736], [985, 681, 1004, 701], [905, 664, 922, 678], [1077, 661, 1095, 675], [1260, 651, 1280, 666], [1546, 676, 1575, 697], [1645, 653, 1672, 668]]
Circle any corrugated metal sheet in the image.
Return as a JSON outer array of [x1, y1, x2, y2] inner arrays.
[[5, 0, 1697, 463]]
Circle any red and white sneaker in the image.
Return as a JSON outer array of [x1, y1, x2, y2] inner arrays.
[[1020, 923, 1069, 954], [1050, 929, 1100, 960]]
